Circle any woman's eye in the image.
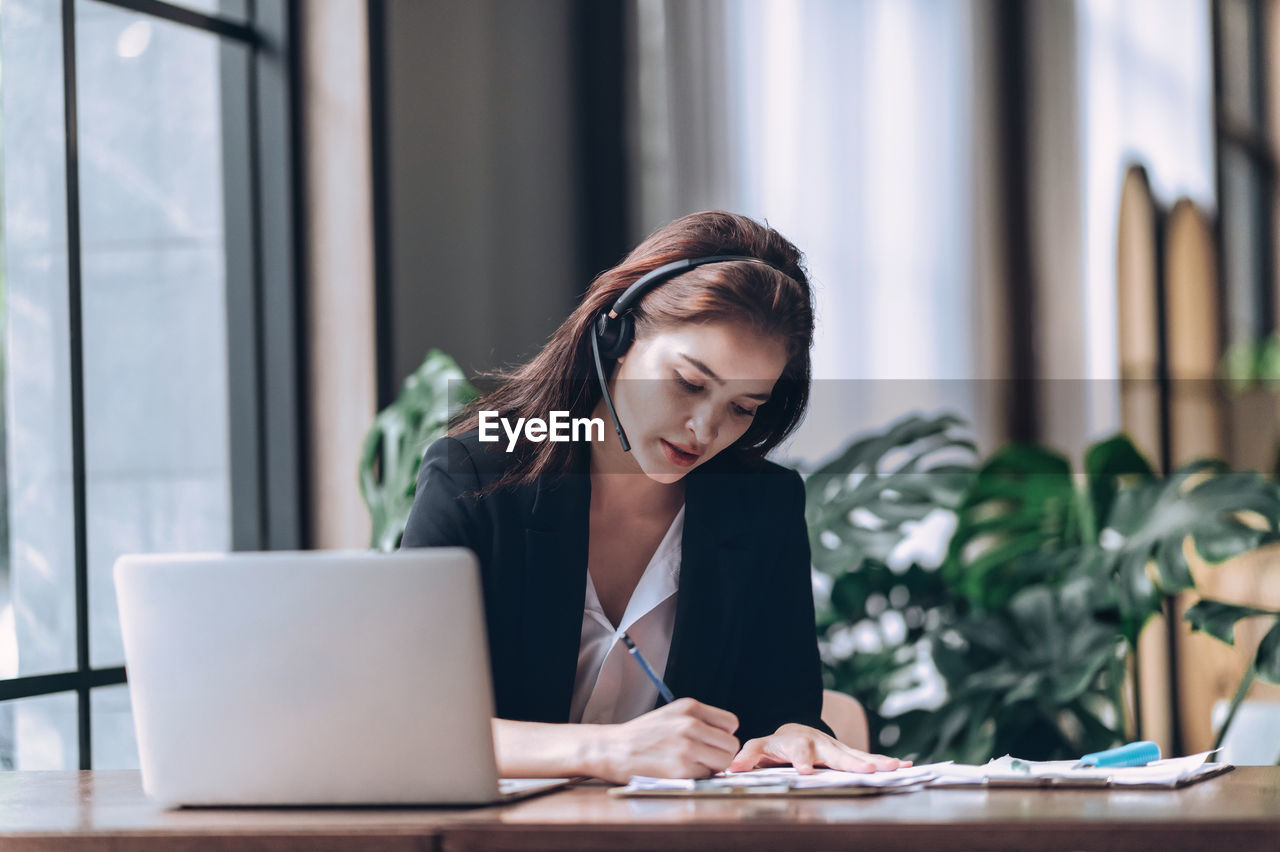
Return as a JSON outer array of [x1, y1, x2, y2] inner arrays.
[[675, 373, 703, 393], [733, 403, 757, 418]]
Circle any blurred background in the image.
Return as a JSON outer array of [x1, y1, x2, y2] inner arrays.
[[1, 0, 1278, 772]]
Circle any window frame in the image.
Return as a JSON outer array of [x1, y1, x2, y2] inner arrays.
[[0, 0, 304, 770]]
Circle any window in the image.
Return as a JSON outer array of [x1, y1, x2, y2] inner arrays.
[[630, 0, 980, 461], [0, 0, 301, 770], [1079, 0, 1216, 441]]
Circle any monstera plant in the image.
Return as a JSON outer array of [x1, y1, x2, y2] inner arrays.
[[358, 349, 477, 551], [806, 413, 1280, 763]]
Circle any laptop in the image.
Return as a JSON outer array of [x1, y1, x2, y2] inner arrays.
[[114, 548, 569, 806]]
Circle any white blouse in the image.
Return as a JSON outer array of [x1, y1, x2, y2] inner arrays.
[[568, 505, 686, 725]]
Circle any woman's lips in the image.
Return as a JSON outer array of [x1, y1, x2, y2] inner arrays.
[[660, 439, 701, 467]]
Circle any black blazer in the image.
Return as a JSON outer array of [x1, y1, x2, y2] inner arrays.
[[401, 430, 830, 743]]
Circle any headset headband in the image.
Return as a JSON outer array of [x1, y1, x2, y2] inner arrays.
[[606, 255, 790, 319]]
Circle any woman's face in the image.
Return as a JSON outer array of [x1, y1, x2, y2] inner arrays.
[[608, 320, 789, 484]]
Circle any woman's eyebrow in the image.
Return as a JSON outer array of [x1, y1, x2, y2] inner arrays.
[[678, 354, 772, 401]]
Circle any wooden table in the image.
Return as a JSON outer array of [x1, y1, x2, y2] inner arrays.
[[0, 768, 1277, 850]]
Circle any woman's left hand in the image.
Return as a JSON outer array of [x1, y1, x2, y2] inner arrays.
[[728, 723, 911, 774]]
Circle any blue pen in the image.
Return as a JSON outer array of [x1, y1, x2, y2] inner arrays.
[[1074, 740, 1161, 769], [619, 632, 675, 704]]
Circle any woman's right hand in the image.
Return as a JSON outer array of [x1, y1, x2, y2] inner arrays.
[[586, 698, 740, 784]]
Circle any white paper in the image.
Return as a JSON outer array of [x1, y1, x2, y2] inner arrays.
[[622, 763, 940, 793], [927, 751, 1230, 788]]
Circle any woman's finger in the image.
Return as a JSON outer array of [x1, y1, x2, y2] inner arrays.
[[807, 740, 874, 773], [682, 700, 740, 734], [685, 718, 742, 756], [728, 738, 766, 772], [686, 738, 738, 775], [837, 743, 915, 772], [842, 746, 909, 771], [792, 738, 818, 774], [864, 752, 905, 771]]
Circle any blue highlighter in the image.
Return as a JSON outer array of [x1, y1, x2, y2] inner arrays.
[[1074, 741, 1161, 769]]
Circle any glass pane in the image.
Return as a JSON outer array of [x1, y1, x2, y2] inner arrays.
[[1220, 0, 1260, 128], [91, 683, 137, 769], [0, 0, 80, 678], [75, 0, 233, 669], [1220, 144, 1267, 348], [0, 692, 78, 769]]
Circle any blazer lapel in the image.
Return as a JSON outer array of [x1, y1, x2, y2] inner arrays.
[[521, 466, 590, 723], [663, 465, 750, 706]]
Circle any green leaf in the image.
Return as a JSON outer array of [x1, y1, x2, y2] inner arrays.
[[980, 443, 1074, 478], [881, 708, 937, 760], [930, 641, 974, 683], [1221, 337, 1262, 390], [1050, 640, 1118, 705], [1259, 333, 1280, 382], [1185, 471, 1280, 519], [1184, 599, 1276, 645], [1002, 673, 1044, 706], [807, 413, 972, 477], [1085, 435, 1155, 534], [1112, 550, 1160, 645], [957, 708, 999, 765], [829, 572, 871, 620], [1008, 586, 1059, 654], [932, 704, 972, 756], [1068, 701, 1124, 753], [964, 668, 1026, 693], [951, 618, 1020, 658], [1193, 519, 1266, 563], [358, 349, 477, 550], [1154, 538, 1195, 593], [956, 533, 1052, 606], [1103, 486, 1162, 539], [1255, 619, 1280, 684]]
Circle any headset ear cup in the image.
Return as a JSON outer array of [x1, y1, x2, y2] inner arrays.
[[596, 313, 634, 361], [611, 315, 635, 360]]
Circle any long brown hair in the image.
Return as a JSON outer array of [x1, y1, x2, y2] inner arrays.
[[450, 210, 815, 488]]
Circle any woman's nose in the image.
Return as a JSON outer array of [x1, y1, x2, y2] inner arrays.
[[688, 404, 718, 445]]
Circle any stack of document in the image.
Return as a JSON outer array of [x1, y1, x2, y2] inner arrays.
[[929, 751, 1232, 789], [610, 764, 942, 797], [610, 753, 1233, 797]]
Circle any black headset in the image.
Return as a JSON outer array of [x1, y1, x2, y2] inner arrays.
[[590, 254, 790, 452]]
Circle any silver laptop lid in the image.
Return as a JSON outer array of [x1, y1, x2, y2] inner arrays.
[[115, 548, 499, 805]]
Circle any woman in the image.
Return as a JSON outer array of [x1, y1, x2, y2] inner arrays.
[[403, 211, 906, 783]]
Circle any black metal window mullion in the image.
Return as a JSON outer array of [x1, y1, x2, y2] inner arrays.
[[59, 0, 94, 772], [252, 0, 303, 551], [367, 0, 393, 411], [91, 0, 257, 44], [222, 0, 265, 552]]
